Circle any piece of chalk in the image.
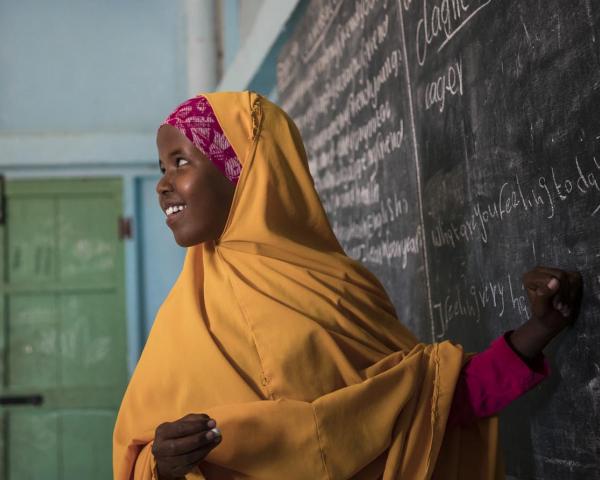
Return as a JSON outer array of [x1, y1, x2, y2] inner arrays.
[[210, 427, 221, 437]]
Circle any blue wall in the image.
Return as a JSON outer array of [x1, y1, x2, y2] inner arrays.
[[0, 0, 186, 134], [0, 0, 191, 373], [222, 0, 240, 71]]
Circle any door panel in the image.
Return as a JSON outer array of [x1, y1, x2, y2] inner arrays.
[[7, 294, 59, 389], [62, 410, 115, 479], [8, 198, 56, 284], [58, 196, 117, 285], [60, 292, 125, 388], [8, 410, 60, 480], [0, 178, 127, 479], [0, 292, 5, 478]]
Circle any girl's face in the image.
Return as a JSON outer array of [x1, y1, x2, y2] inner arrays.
[[156, 124, 236, 247]]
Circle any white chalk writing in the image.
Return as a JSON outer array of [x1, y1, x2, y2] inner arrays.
[[415, 0, 493, 66], [424, 57, 464, 112], [433, 271, 529, 339], [345, 226, 422, 268], [431, 155, 600, 248]]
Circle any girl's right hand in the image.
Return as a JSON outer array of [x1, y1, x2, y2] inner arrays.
[[152, 413, 222, 480], [522, 266, 583, 334], [510, 266, 583, 359]]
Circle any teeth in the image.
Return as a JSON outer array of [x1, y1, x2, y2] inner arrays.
[[166, 205, 186, 216]]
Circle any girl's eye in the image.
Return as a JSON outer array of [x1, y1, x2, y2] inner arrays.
[[176, 158, 189, 167]]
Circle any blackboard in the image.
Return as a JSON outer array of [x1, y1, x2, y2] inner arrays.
[[276, 1, 600, 478]]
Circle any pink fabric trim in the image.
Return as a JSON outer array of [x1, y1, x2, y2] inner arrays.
[[160, 96, 242, 184], [448, 334, 550, 427]]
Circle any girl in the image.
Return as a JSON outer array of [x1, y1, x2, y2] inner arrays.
[[113, 91, 582, 480]]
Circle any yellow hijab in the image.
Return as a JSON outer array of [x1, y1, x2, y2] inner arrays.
[[113, 91, 503, 479]]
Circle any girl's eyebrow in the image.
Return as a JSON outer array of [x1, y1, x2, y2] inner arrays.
[[168, 148, 184, 157]]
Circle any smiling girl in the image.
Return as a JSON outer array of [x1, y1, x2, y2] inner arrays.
[[113, 91, 582, 480]]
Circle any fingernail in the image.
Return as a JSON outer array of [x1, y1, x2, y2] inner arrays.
[[205, 431, 214, 440], [556, 302, 564, 310], [562, 307, 571, 318], [207, 420, 216, 428], [547, 278, 559, 290]]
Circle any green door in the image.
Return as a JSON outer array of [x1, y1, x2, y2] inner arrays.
[[0, 178, 127, 479]]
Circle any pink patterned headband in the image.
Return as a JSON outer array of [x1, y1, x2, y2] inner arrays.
[[160, 96, 242, 184]]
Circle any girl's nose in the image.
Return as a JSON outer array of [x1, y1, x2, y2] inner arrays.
[[156, 171, 174, 195]]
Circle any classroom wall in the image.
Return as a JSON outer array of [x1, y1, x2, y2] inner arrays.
[[0, 0, 187, 134], [216, 0, 301, 97], [219, 0, 240, 72], [0, 0, 204, 372], [238, 0, 264, 45]]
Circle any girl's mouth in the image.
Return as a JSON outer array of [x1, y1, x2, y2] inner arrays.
[[165, 204, 187, 226]]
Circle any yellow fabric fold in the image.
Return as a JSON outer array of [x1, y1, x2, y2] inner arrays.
[[113, 91, 503, 479]]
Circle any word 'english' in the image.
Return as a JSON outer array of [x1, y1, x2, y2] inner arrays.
[[425, 58, 463, 112], [416, 0, 493, 66]]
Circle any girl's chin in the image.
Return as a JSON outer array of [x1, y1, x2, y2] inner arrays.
[[173, 235, 196, 247], [172, 229, 207, 247]]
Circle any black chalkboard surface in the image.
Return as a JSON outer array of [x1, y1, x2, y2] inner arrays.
[[277, 1, 600, 478]]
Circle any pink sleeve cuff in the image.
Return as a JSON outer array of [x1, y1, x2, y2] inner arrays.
[[448, 333, 550, 427], [497, 331, 550, 381]]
